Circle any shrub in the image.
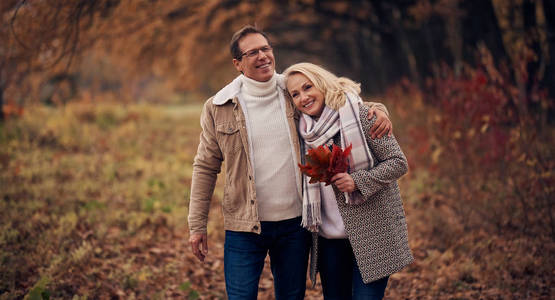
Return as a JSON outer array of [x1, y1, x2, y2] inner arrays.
[[388, 46, 554, 242]]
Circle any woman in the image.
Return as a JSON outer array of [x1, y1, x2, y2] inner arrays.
[[283, 62, 413, 300]]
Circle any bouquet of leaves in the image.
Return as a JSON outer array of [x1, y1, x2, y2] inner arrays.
[[298, 144, 352, 185]]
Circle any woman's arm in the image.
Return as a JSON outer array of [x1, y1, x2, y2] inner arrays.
[[350, 105, 408, 200]]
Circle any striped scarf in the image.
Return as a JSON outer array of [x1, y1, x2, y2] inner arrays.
[[298, 93, 374, 231]]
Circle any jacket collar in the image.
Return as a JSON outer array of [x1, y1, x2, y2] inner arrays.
[[276, 73, 286, 90], [212, 73, 287, 106]]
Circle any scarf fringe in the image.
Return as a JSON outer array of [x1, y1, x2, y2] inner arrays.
[[302, 199, 321, 232]]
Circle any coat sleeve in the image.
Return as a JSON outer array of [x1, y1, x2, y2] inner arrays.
[[350, 104, 408, 200], [188, 99, 223, 235], [363, 101, 389, 117]]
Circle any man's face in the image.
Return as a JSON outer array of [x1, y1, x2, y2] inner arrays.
[[233, 33, 275, 82]]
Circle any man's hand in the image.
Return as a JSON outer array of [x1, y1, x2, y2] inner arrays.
[[331, 173, 356, 193], [367, 107, 392, 139], [189, 233, 208, 262]]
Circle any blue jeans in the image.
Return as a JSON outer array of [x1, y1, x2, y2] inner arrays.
[[318, 237, 389, 300], [224, 217, 311, 300]]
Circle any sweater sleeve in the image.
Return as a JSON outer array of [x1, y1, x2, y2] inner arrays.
[[351, 104, 408, 200]]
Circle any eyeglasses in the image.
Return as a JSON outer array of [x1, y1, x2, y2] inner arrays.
[[238, 46, 273, 60]]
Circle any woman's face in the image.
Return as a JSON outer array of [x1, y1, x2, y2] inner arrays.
[[286, 73, 326, 117]]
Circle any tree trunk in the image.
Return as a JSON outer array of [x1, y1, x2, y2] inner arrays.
[[423, 21, 440, 80], [0, 84, 4, 122], [462, 0, 508, 65], [445, 0, 463, 77], [542, 0, 555, 99], [361, 30, 387, 94], [523, 0, 541, 92], [392, 6, 420, 86]]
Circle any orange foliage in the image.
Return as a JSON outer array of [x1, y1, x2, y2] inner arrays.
[[1, 102, 23, 118]]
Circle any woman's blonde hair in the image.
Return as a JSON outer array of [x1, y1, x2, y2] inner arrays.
[[283, 62, 361, 110]]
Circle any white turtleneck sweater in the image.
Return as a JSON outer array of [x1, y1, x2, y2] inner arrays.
[[240, 74, 301, 221]]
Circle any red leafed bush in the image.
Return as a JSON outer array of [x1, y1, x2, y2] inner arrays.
[[298, 144, 352, 185], [387, 46, 554, 241]]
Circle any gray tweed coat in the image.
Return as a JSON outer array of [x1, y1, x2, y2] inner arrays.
[[309, 104, 414, 285]]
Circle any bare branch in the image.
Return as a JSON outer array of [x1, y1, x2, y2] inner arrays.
[[9, 0, 29, 50]]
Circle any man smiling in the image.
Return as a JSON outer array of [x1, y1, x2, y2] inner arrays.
[[232, 33, 275, 81], [188, 25, 392, 300]]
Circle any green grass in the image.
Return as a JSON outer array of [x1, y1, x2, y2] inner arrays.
[[0, 102, 221, 299]]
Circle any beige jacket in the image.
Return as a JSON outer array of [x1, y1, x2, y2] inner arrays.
[[188, 76, 302, 234], [188, 76, 388, 235]]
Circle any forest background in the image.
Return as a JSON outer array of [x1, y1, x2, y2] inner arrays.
[[1, 0, 553, 299]]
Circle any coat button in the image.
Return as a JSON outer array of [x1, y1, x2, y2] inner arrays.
[[251, 200, 255, 204], [253, 225, 258, 230], [249, 175, 252, 180]]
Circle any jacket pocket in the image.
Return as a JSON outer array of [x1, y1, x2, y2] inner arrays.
[[216, 122, 242, 156], [223, 174, 241, 214]]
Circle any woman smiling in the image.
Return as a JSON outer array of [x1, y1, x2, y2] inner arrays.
[[284, 62, 413, 300]]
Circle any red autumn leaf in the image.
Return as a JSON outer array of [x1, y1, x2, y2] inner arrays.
[[298, 143, 352, 185], [298, 145, 332, 184], [329, 144, 351, 175]]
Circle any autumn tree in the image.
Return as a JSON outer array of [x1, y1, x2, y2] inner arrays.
[[2, 0, 553, 117], [0, 0, 125, 119]]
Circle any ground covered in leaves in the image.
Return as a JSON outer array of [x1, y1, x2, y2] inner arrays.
[[1, 103, 553, 299]]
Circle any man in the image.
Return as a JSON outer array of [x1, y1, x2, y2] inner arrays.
[[188, 25, 392, 300]]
